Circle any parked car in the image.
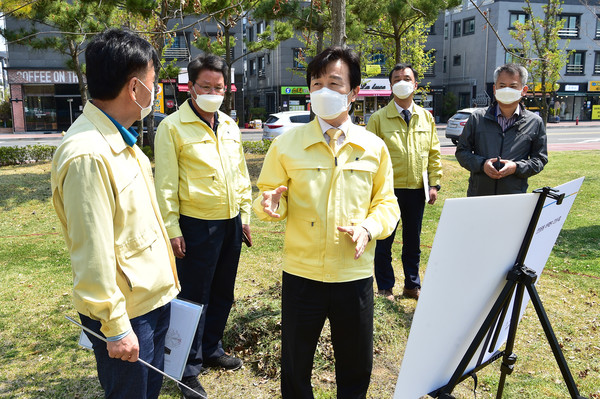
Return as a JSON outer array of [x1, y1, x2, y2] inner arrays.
[[132, 112, 168, 134], [445, 108, 477, 145], [262, 111, 311, 140]]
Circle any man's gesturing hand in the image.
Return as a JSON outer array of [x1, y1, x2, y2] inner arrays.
[[261, 186, 288, 218], [337, 226, 371, 260]]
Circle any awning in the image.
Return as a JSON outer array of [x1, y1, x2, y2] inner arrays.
[[358, 89, 391, 97], [178, 84, 237, 92]]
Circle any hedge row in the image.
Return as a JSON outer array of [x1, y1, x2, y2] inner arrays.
[[0, 139, 272, 167], [242, 139, 272, 154], [0, 145, 57, 166]]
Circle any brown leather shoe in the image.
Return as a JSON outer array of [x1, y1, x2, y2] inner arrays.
[[402, 287, 420, 300], [377, 288, 395, 301]]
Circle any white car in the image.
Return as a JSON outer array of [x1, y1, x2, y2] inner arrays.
[[262, 111, 311, 140], [445, 108, 477, 145]]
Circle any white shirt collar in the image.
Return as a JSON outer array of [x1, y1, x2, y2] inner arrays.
[[394, 101, 414, 115], [317, 116, 351, 136]]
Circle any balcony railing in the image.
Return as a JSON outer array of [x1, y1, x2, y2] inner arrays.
[[566, 64, 584, 74], [594, 64, 600, 74], [258, 69, 266, 79], [558, 27, 579, 37], [164, 47, 190, 59]]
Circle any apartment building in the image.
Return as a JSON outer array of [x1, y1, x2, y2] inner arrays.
[[427, 0, 600, 121], [5, 15, 244, 132]]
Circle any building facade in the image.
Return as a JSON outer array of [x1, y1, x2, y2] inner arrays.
[[426, 0, 600, 121]]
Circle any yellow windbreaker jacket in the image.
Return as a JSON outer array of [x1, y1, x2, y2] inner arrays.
[[154, 101, 252, 238], [366, 101, 442, 189], [253, 119, 400, 283], [51, 102, 180, 338]]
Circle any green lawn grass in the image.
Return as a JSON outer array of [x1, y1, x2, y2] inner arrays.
[[0, 151, 598, 398]]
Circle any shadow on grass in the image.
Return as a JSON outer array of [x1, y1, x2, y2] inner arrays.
[[0, 171, 52, 211]]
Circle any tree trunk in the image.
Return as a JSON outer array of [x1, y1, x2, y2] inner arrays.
[[69, 40, 88, 106], [330, 0, 346, 47], [224, 25, 233, 116]]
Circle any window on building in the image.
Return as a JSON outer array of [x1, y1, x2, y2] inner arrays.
[[257, 21, 265, 35], [594, 52, 600, 74], [443, 55, 447, 73], [424, 51, 436, 76], [428, 22, 436, 35], [164, 34, 190, 59], [249, 59, 256, 75], [566, 51, 585, 75], [444, 23, 448, 39], [293, 48, 306, 69], [453, 21, 461, 37], [559, 14, 580, 38], [267, 52, 271, 64], [509, 12, 528, 29], [463, 18, 475, 35], [596, 15, 600, 39], [505, 49, 524, 64], [248, 26, 254, 42], [453, 54, 461, 66], [258, 56, 265, 78]]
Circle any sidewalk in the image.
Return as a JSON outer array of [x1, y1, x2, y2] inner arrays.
[[1, 120, 598, 141]]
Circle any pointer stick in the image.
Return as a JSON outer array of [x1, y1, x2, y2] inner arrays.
[[65, 315, 207, 399]]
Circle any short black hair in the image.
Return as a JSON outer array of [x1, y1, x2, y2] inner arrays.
[[85, 29, 159, 101], [388, 63, 417, 83], [188, 54, 228, 84], [306, 47, 361, 89]]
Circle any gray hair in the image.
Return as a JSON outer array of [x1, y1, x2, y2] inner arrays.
[[493, 63, 528, 87]]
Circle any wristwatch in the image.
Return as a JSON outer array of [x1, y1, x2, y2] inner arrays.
[[432, 185, 441, 191]]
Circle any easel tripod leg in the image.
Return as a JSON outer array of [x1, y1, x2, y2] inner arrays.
[[496, 282, 526, 399], [525, 283, 586, 399]]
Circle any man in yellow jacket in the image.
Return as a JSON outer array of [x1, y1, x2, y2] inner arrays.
[[366, 63, 442, 301], [254, 47, 399, 398], [154, 54, 252, 398], [51, 29, 179, 399]]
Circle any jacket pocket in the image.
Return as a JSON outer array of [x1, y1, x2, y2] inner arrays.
[[285, 215, 321, 265], [341, 161, 377, 200], [114, 228, 159, 290]]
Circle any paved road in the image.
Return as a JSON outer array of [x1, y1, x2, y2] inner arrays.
[[1, 124, 599, 153]]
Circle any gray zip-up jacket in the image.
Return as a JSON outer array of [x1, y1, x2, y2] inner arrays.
[[455, 103, 548, 196]]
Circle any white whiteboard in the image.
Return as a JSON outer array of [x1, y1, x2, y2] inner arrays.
[[393, 177, 584, 399]]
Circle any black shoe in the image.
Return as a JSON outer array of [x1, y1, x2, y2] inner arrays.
[[203, 354, 243, 370], [178, 376, 207, 399]]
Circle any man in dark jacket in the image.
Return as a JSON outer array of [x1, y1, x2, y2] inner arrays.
[[455, 63, 548, 196]]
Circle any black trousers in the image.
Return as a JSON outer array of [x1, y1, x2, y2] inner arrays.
[[281, 272, 374, 399], [374, 188, 425, 291], [177, 213, 242, 377]]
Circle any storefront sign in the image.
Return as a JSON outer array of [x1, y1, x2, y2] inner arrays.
[[360, 78, 390, 91], [588, 81, 600, 92], [281, 86, 309, 95], [10, 69, 80, 84], [564, 84, 579, 92], [592, 105, 600, 120], [155, 83, 164, 113], [366, 65, 382, 75]]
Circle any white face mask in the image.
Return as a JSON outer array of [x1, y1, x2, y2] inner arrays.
[[135, 79, 154, 121], [495, 87, 522, 105], [193, 88, 224, 113], [310, 87, 352, 120], [392, 80, 415, 99]]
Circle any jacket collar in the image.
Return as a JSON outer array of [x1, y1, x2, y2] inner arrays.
[[384, 100, 425, 122], [83, 101, 129, 154], [178, 100, 233, 133], [302, 118, 368, 151], [485, 102, 527, 125]]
